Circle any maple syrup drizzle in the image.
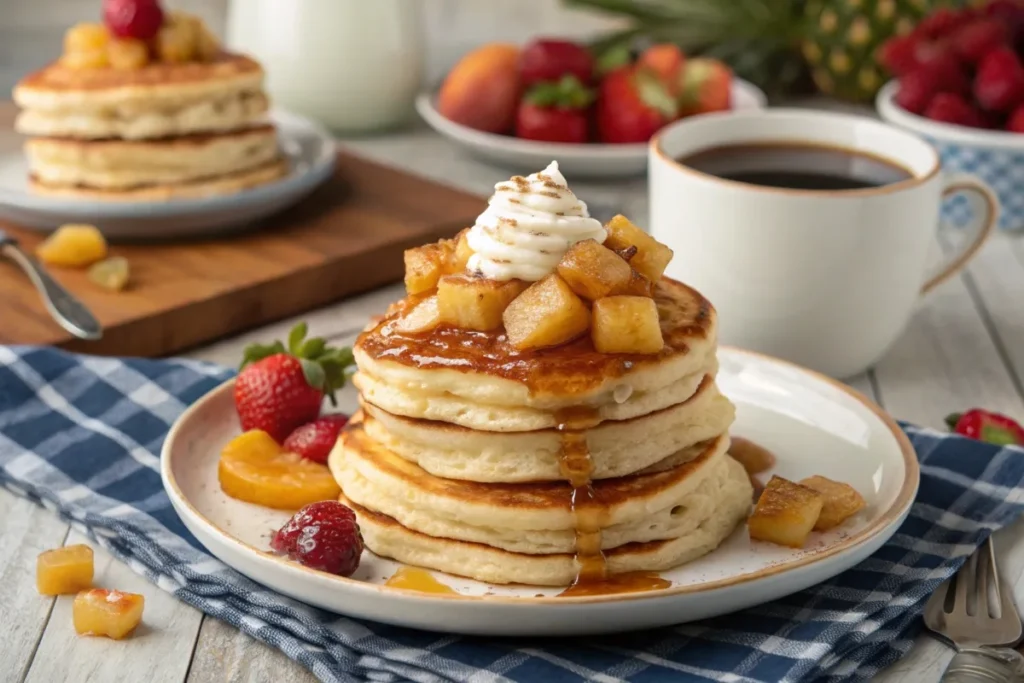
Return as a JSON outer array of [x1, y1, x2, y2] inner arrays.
[[385, 567, 457, 594]]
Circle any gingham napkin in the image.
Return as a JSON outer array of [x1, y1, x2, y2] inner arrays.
[[3, 345, 1024, 683]]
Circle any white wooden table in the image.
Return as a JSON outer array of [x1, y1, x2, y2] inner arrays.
[[2, 125, 1024, 683]]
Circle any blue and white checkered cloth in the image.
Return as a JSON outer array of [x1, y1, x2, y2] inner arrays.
[[3, 345, 1024, 683]]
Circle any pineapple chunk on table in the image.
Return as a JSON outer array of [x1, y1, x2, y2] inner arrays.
[[36, 224, 107, 268], [73, 589, 145, 640], [603, 215, 673, 282], [437, 274, 527, 331], [557, 238, 634, 300], [37, 544, 94, 595], [591, 296, 664, 354], [800, 475, 866, 531], [394, 295, 441, 334], [503, 274, 590, 350], [748, 476, 823, 548]]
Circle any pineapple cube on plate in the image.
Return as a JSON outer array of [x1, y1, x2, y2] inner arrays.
[[800, 475, 866, 531], [556, 239, 633, 300], [437, 274, 527, 331], [394, 295, 441, 334], [449, 229, 474, 273], [503, 274, 590, 350], [73, 589, 145, 640], [37, 544, 94, 595], [592, 296, 664, 354], [748, 476, 823, 548], [603, 215, 673, 282]]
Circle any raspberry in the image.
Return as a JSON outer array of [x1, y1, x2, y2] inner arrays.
[[282, 414, 349, 465], [271, 501, 362, 576], [103, 0, 164, 41]]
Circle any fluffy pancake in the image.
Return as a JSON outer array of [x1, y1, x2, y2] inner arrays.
[[354, 278, 717, 412], [28, 157, 287, 201], [359, 375, 735, 482], [25, 125, 279, 189], [16, 91, 269, 140], [13, 53, 264, 119], [341, 454, 751, 586]]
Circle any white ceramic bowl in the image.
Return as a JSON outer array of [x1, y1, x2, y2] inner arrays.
[[876, 80, 1024, 231], [416, 79, 767, 179]]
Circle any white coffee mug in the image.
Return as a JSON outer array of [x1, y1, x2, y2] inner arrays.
[[649, 109, 997, 379]]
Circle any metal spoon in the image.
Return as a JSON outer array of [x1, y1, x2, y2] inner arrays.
[[0, 229, 102, 340]]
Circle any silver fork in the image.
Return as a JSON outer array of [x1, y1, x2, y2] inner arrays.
[[0, 229, 101, 340], [925, 536, 1024, 682]]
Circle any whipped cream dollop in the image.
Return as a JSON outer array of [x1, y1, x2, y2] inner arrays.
[[465, 161, 606, 281]]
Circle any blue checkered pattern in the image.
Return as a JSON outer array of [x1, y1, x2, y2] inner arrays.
[[2, 345, 1024, 683], [927, 135, 1024, 232]]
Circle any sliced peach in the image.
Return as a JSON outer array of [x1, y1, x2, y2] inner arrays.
[[218, 430, 340, 510], [438, 43, 521, 133]]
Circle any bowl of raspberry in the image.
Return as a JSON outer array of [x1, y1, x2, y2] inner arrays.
[[875, 0, 1024, 232]]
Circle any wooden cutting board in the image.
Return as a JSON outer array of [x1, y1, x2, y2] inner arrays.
[[0, 152, 486, 356]]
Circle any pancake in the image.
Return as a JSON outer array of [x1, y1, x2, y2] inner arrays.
[[28, 157, 287, 201], [341, 454, 751, 586], [15, 91, 269, 140], [359, 375, 735, 482], [354, 278, 717, 412], [13, 53, 264, 119], [25, 125, 279, 189]]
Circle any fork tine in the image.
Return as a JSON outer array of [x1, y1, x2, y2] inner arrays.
[[979, 537, 993, 617], [954, 548, 976, 615]]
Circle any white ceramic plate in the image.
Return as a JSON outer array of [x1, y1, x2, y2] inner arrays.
[[0, 109, 336, 240], [161, 347, 918, 636], [416, 80, 767, 179]]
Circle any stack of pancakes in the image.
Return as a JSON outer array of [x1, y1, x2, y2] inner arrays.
[[328, 278, 753, 587], [13, 54, 285, 200]]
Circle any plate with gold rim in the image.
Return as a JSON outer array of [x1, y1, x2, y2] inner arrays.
[[161, 346, 918, 636]]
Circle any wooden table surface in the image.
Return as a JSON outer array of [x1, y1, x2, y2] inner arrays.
[[3, 122, 1024, 683]]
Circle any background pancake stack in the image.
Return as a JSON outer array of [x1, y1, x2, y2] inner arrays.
[[329, 278, 753, 588], [12, 13, 284, 201]]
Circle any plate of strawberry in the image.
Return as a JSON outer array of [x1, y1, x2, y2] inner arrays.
[[417, 39, 766, 178]]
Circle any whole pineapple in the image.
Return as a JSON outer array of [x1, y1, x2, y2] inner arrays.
[[801, 0, 935, 101]]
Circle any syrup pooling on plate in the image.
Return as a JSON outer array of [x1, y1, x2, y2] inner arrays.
[[385, 567, 457, 594]]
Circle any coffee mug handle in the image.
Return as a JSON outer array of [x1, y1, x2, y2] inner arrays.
[[921, 174, 999, 295]]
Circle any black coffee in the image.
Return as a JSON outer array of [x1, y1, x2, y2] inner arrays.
[[677, 142, 913, 191]]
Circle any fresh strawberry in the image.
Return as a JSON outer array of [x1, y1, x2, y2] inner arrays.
[[914, 44, 970, 93], [103, 0, 164, 40], [896, 69, 943, 114], [271, 501, 363, 576], [952, 20, 1008, 64], [597, 66, 676, 143], [282, 415, 349, 464], [984, 0, 1024, 43], [879, 34, 923, 76], [1008, 103, 1024, 132], [946, 409, 1024, 447], [678, 58, 732, 116], [515, 75, 593, 143], [637, 44, 686, 95], [915, 8, 963, 39], [519, 39, 594, 87], [974, 47, 1024, 111], [234, 323, 354, 443], [923, 92, 986, 127]]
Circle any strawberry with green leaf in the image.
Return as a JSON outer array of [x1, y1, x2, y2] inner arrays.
[[946, 409, 1024, 447], [515, 75, 594, 143], [234, 323, 354, 443]]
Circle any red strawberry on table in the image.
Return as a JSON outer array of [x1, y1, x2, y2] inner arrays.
[[974, 47, 1024, 112], [515, 75, 593, 143], [946, 409, 1024, 447], [519, 39, 594, 88], [283, 414, 349, 464], [924, 92, 986, 127], [597, 66, 677, 143], [103, 0, 164, 40], [234, 323, 354, 443], [678, 58, 732, 117]]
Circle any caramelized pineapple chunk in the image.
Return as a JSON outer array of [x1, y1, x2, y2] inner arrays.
[[591, 296, 664, 354], [36, 224, 107, 267], [800, 475, 866, 531], [729, 437, 776, 475], [156, 12, 198, 63], [73, 589, 144, 640], [603, 215, 673, 282], [556, 239, 633, 300], [503, 274, 590, 349], [64, 23, 109, 54], [450, 229, 474, 273], [404, 244, 448, 295], [437, 274, 526, 331], [394, 295, 441, 334], [748, 476, 823, 548], [37, 544, 94, 595], [621, 269, 654, 297], [107, 38, 149, 70]]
